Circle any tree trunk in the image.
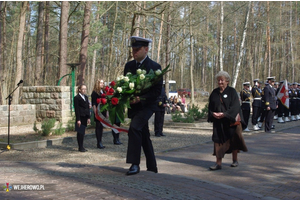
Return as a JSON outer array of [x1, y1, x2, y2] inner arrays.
[[219, 1, 224, 71], [165, 3, 172, 97], [13, 1, 28, 104], [59, 1, 69, 86], [77, 1, 91, 85], [107, 2, 118, 81], [156, 12, 164, 64], [267, 1, 271, 77], [232, 1, 251, 88], [189, 3, 195, 104], [290, 1, 295, 82], [0, 1, 3, 105], [0, 2, 7, 105], [91, 2, 100, 86], [44, 1, 50, 84], [35, 2, 44, 85]]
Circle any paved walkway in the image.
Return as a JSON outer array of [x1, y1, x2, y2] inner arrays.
[[1, 122, 300, 199]]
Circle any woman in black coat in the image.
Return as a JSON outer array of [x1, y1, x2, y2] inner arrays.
[[207, 71, 247, 170], [91, 79, 122, 149], [74, 84, 90, 152]]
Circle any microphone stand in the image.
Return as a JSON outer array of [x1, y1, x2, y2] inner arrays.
[[5, 82, 22, 150]]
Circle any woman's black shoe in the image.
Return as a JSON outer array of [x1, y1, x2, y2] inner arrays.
[[97, 142, 105, 149]]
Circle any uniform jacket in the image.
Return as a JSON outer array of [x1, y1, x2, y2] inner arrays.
[[263, 85, 277, 110], [74, 94, 91, 122], [124, 56, 163, 118], [251, 85, 262, 107], [156, 87, 168, 112], [240, 88, 251, 109]]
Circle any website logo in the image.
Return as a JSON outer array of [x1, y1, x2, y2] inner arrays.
[[3, 183, 12, 192]]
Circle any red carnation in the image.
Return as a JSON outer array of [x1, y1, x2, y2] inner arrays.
[[101, 98, 107, 105], [110, 81, 116, 87], [96, 98, 101, 104], [106, 92, 113, 96], [109, 88, 114, 93], [101, 93, 106, 98], [111, 97, 119, 105], [104, 86, 109, 92]]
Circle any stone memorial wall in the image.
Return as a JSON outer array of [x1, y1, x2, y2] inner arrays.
[[0, 104, 36, 127], [21, 86, 73, 125]]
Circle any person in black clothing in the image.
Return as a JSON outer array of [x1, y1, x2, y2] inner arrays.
[[290, 82, 299, 121], [240, 82, 251, 132], [154, 87, 168, 137], [263, 77, 277, 133], [91, 79, 106, 149], [91, 79, 122, 149], [251, 79, 262, 130], [207, 71, 247, 170], [124, 36, 163, 175], [74, 84, 91, 152], [276, 81, 285, 123]]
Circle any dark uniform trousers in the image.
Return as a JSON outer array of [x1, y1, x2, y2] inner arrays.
[[252, 100, 261, 125], [277, 100, 284, 117], [154, 110, 165, 135], [126, 106, 157, 170], [265, 109, 275, 132], [241, 103, 250, 127], [263, 85, 277, 132]]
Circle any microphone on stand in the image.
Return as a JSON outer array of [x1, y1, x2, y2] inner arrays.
[[17, 80, 23, 86]]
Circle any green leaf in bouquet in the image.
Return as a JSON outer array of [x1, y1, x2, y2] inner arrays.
[[100, 104, 108, 112], [125, 89, 135, 94], [109, 107, 116, 125], [116, 104, 125, 123], [126, 100, 131, 109]]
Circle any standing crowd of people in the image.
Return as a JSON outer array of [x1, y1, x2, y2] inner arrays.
[[239, 77, 300, 133]]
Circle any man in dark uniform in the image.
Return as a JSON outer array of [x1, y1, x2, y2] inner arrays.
[[251, 79, 262, 130], [276, 81, 285, 123], [297, 83, 300, 120], [263, 77, 277, 133], [290, 82, 298, 121], [284, 82, 292, 122], [273, 82, 279, 120], [258, 81, 268, 128], [240, 82, 251, 131], [124, 36, 163, 175], [154, 87, 168, 137]]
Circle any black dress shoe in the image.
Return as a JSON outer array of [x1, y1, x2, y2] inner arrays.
[[147, 167, 158, 173], [160, 133, 166, 136], [155, 134, 161, 137], [113, 139, 122, 145], [78, 148, 86, 152], [271, 125, 275, 129], [126, 164, 140, 175], [97, 142, 105, 149]]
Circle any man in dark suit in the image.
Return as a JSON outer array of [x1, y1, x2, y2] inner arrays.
[[124, 36, 163, 175], [154, 87, 168, 137], [263, 77, 277, 133], [74, 84, 91, 152]]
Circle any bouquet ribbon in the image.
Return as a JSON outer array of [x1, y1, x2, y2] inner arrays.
[[95, 104, 128, 133]]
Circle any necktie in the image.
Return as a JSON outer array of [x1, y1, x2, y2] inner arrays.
[[136, 62, 141, 68]]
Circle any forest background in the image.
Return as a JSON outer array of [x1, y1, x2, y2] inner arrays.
[[0, 1, 299, 105]]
